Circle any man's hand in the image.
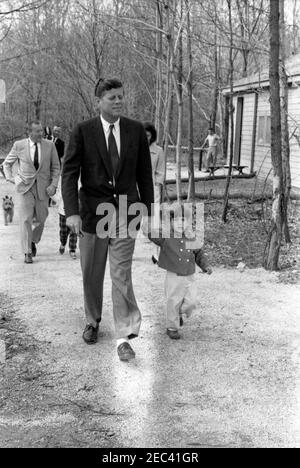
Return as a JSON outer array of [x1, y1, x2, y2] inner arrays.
[[66, 215, 83, 237], [46, 185, 56, 197]]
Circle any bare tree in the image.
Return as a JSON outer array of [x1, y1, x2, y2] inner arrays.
[[263, 0, 285, 270], [279, 0, 291, 244], [222, 0, 234, 223], [186, 0, 195, 201]]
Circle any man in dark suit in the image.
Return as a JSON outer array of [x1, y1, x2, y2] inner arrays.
[[62, 78, 154, 361], [52, 126, 65, 165]]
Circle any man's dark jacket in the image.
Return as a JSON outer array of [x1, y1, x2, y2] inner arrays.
[[62, 116, 154, 233], [55, 138, 65, 163]]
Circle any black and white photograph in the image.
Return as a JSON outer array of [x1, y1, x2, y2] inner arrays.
[[0, 0, 299, 450]]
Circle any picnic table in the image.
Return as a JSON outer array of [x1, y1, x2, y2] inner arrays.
[[207, 166, 222, 176], [224, 164, 248, 175]]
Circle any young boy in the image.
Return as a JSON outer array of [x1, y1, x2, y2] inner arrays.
[[145, 202, 212, 340], [51, 175, 78, 259]]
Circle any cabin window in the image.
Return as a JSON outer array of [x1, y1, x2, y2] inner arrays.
[[257, 115, 271, 145]]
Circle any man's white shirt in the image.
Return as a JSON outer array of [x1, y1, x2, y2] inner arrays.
[[28, 138, 41, 164], [100, 115, 121, 157]]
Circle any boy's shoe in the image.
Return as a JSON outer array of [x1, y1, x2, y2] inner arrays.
[[59, 244, 65, 255], [69, 250, 77, 259], [82, 324, 99, 344], [24, 253, 33, 264], [117, 342, 136, 361], [167, 328, 180, 340]]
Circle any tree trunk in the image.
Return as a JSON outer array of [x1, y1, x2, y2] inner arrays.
[[263, 0, 284, 271], [162, 0, 173, 203], [186, 0, 195, 201], [210, 4, 218, 131], [279, 0, 291, 243], [222, 0, 234, 223], [174, 0, 183, 202], [155, 0, 163, 143]]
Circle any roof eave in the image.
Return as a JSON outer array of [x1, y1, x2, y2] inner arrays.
[[222, 74, 300, 95]]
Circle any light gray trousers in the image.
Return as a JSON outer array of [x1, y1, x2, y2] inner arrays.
[[79, 231, 141, 340], [18, 184, 49, 254], [165, 271, 198, 330]]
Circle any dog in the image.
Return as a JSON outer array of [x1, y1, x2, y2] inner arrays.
[[2, 196, 14, 226]]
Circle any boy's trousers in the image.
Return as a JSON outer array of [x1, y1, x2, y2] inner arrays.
[[164, 271, 198, 330]]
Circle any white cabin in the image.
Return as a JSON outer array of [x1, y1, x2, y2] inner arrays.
[[223, 54, 300, 192]]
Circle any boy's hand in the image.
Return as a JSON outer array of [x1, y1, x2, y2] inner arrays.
[[46, 185, 56, 197], [141, 215, 151, 236]]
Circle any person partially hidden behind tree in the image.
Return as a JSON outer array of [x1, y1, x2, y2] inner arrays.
[[52, 126, 65, 166], [143, 202, 212, 340]]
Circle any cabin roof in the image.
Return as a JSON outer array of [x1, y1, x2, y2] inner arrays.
[[223, 53, 300, 94]]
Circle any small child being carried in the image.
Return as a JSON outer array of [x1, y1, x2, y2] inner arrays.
[[144, 202, 212, 340]]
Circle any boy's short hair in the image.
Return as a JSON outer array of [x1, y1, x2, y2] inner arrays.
[[95, 78, 123, 98], [162, 202, 192, 222]]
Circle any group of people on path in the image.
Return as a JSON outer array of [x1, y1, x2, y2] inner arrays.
[[2, 77, 212, 362]]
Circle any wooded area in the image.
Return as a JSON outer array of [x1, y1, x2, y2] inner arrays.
[[1, 1, 299, 143], [0, 0, 300, 270]]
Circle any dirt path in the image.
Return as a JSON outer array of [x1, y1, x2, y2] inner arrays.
[[0, 177, 300, 448]]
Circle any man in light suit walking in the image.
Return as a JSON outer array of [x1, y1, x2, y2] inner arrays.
[[3, 121, 60, 263], [62, 78, 154, 361]]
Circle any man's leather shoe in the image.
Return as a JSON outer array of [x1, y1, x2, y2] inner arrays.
[[82, 324, 99, 344], [31, 242, 37, 257], [24, 253, 33, 264], [167, 328, 180, 340], [117, 342, 136, 361]]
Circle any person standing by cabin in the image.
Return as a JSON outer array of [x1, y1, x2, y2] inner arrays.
[[200, 128, 220, 171]]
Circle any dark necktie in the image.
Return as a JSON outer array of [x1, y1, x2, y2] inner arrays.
[[33, 143, 39, 170], [108, 124, 119, 176]]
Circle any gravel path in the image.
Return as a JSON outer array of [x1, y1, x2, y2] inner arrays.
[[0, 177, 299, 448]]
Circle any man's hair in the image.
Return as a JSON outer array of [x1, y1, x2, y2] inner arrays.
[[26, 120, 42, 133], [143, 122, 157, 145], [95, 78, 123, 98]]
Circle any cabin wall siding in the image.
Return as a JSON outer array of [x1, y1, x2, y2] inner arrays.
[[254, 91, 272, 182], [287, 87, 300, 188]]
